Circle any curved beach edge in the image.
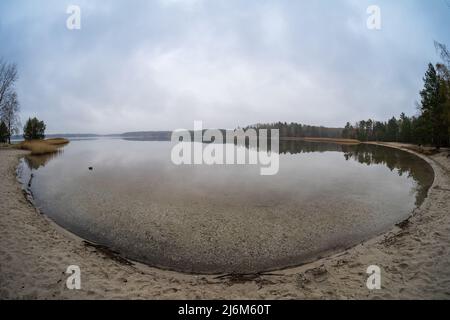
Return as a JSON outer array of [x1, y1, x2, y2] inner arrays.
[[0, 144, 449, 299]]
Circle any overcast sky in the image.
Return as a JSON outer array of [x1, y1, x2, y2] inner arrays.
[[1, 0, 449, 134]]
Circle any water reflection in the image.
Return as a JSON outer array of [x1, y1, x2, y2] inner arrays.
[[25, 140, 434, 207], [23, 150, 64, 170], [240, 140, 434, 206], [341, 144, 434, 206], [24, 140, 434, 208], [19, 139, 434, 274]]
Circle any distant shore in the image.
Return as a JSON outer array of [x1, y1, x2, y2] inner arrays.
[[0, 143, 450, 299]]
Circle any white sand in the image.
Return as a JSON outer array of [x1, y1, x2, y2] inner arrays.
[[1, 144, 449, 299]]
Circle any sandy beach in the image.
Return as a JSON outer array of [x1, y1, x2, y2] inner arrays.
[[1, 143, 450, 300]]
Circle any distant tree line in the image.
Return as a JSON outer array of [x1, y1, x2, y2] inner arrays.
[[342, 114, 419, 144], [343, 42, 450, 147]]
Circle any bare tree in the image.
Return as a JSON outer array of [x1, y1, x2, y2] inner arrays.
[[435, 42, 450, 88], [0, 59, 20, 144], [0, 59, 18, 108], [435, 41, 450, 68], [1, 92, 20, 144]]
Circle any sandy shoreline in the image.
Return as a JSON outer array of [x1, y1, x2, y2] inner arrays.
[[1, 144, 450, 299]]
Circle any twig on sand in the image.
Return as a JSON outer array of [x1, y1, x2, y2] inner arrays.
[[434, 185, 450, 192], [83, 241, 134, 266], [214, 272, 284, 283], [396, 219, 411, 230]]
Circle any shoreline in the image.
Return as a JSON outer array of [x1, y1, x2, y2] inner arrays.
[[1, 144, 450, 299], [15, 142, 431, 277]]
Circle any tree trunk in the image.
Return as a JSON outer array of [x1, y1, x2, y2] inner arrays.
[[8, 117, 11, 144]]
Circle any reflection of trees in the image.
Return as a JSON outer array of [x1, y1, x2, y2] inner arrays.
[[233, 139, 346, 153], [24, 150, 63, 170], [342, 144, 434, 207], [237, 139, 359, 154], [243, 140, 434, 207], [278, 140, 346, 154]]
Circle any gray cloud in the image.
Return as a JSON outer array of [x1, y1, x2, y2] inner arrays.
[[1, 0, 449, 133]]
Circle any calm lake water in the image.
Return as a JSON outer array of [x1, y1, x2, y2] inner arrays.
[[18, 139, 434, 273]]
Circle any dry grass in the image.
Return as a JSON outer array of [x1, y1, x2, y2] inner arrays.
[[16, 138, 69, 155], [44, 138, 70, 146]]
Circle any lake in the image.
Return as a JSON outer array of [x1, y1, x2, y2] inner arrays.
[[18, 139, 434, 274]]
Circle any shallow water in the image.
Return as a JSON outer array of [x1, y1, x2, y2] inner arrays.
[[19, 139, 434, 273]]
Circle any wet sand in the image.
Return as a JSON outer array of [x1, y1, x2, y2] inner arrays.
[[1, 143, 450, 299]]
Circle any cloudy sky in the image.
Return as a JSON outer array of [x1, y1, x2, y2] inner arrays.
[[1, 0, 449, 134]]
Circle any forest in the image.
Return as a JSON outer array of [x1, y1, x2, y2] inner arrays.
[[342, 42, 450, 147], [247, 43, 450, 148]]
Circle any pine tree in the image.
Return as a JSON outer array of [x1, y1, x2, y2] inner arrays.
[[436, 64, 450, 146], [419, 63, 441, 146], [399, 113, 412, 143], [386, 117, 399, 142], [23, 117, 46, 140]]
